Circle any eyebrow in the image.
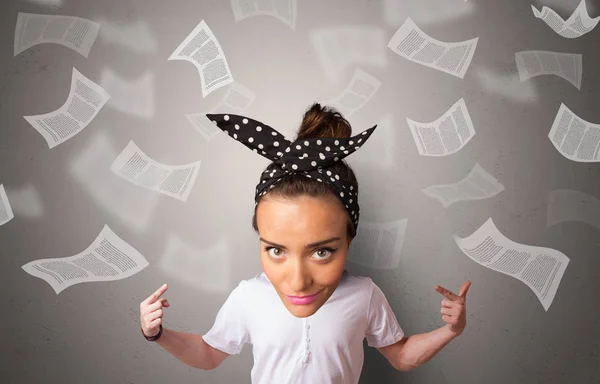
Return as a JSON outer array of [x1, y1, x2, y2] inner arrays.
[[260, 237, 341, 249]]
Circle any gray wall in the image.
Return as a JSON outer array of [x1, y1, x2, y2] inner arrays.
[[2, 0, 599, 383]]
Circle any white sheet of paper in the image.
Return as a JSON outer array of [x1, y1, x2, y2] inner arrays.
[[388, 17, 478, 79], [324, 69, 382, 117], [454, 218, 569, 311], [423, 163, 505, 207], [531, 0, 599, 38], [23, 67, 110, 148], [230, 0, 297, 30], [168, 20, 234, 98], [548, 103, 600, 162], [406, 98, 476, 156], [21, 225, 149, 294], [347, 218, 408, 269], [0, 184, 15, 226], [14, 12, 100, 57], [111, 141, 201, 202], [515, 50, 582, 90]]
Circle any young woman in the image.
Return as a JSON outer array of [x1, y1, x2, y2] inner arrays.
[[139, 103, 471, 384]]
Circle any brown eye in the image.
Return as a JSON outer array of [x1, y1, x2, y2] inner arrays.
[[312, 248, 335, 260], [266, 247, 284, 258]]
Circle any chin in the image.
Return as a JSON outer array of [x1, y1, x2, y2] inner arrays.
[[285, 304, 319, 318]]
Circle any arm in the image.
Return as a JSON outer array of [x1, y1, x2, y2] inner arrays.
[[377, 324, 459, 371], [378, 281, 471, 371], [156, 328, 230, 370]]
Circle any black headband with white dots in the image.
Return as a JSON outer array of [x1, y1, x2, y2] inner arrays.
[[207, 113, 377, 230]]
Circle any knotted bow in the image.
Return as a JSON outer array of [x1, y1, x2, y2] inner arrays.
[[207, 112, 377, 229]]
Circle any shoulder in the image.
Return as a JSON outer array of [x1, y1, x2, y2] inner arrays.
[[334, 271, 375, 303], [234, 272, 273, 296], [343, 271, 375, 293]]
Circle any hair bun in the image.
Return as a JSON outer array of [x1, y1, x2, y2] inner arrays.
[[296, 103, 352, 140]]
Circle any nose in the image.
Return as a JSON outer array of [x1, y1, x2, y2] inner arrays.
[[286, 257, 312, 294]]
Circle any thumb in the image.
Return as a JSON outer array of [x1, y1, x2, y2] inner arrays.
[[160, 298, 170, 307]]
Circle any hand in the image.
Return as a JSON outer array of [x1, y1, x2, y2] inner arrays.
[[140, 283, 170, 337], [435, 281, 471, 336]]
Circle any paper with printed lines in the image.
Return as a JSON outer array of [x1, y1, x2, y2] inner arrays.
[[454, 218, 569, 311], [21, 225, 149, 294], [14, 12, 99, 57], [23, 68, 109, 149]]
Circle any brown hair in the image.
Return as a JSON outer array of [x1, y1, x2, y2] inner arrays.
[[251, 103, 359, 240]]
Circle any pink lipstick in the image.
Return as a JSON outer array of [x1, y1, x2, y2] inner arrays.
[[285, 291, 320, 305]]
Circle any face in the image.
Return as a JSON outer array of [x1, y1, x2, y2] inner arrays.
[[256, 194, 352, 318]]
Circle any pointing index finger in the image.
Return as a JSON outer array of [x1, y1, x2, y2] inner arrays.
[[147, 283, 168, 304], [435, 285, 459, 301]]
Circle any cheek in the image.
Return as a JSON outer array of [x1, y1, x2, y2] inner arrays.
[[260, 253, 280, 281], [314, 255, 348, 286]]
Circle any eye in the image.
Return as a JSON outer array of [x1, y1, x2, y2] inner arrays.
[[265, 247, 284, 259], [312, 247, 336, 260]]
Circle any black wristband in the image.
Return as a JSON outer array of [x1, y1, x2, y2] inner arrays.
[[142, 324, 163, 341]]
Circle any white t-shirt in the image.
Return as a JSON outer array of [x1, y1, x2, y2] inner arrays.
[[202, 270, 405, 384]]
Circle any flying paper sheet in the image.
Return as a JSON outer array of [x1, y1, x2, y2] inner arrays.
[[423, 163, 505, 208], [531, 0, 599, 38], [21, 225, 149, 294], [168, 20, 234, 98], [95, 17, 157, 53], [111, 141, 202, 202], [157, 234, 232, 294], [515, 50, 582, 90], [347, 218, 407, 269], [23, 67, 109, 149], [382, 0, 475, 26], [0, 185, 15, 227], [69, 130, 161, 233], [388, 17, 478, 79], [548, 103, 600, 162], [454, 218, 569, 311], [231, 0, 297, 30], [474, 67, 538, 103], [14, 12, 100, 57], [406, 98, 475, 156], [100, 68, 155, 120], [5, 184, 44, 219], [186, 81, 256, 142], [547, 189, 600, 231], [324, 69, 381, 117], [310, 26, 388, 82]]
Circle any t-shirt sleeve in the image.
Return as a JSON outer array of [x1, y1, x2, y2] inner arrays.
[[365, 279, 405, 348], [202, 281, 250, 355]]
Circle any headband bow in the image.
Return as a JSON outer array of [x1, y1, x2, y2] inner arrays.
[[207, 113, 377, 229]]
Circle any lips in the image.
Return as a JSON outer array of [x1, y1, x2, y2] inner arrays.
[[285, 291, 320, 305]]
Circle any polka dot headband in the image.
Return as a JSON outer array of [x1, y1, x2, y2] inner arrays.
[[207, 113, 377, 229]]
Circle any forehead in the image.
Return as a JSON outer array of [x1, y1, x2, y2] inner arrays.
[[256, 195, 347, 237]]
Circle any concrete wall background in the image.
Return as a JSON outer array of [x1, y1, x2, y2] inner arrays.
[[1, 0, 599, 383]]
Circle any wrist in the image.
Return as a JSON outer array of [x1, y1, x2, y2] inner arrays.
[[445, 324, 463, 338], [142, 324, 163, 341]]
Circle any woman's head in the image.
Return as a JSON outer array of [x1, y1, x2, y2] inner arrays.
[[252, 103, 360, 318]]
